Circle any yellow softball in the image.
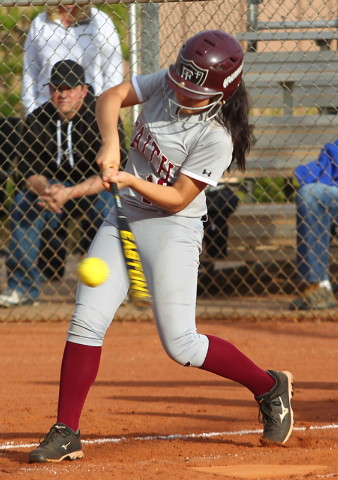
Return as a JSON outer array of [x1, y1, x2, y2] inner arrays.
[[77, 257, 109, 288]]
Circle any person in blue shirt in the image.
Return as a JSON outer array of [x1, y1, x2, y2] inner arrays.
[[290, 139, 338, 310]]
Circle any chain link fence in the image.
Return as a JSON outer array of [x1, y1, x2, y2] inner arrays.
[[0, 0, 338, 321]]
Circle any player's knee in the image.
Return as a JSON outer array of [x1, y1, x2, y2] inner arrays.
[[68, 310, 109, 347], [163, 332, 208, 368]]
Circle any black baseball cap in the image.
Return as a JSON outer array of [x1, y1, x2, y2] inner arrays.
[[47, 60, 86, 88]]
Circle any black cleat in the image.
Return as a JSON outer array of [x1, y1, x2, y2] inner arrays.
[[255, 370, 294, 444], [29, 423, 84, 463]]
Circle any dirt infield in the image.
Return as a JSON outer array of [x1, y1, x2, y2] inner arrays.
[[1, 318, 338, 479]]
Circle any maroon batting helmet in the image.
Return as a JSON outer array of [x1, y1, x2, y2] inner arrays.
[[165, 30, 243, 103]]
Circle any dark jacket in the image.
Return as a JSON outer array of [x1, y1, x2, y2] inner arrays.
[[18, 98, 102, 187]]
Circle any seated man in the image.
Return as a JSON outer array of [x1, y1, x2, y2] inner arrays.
[[0, 60, 114, 307], [290, 139, 338, 310]]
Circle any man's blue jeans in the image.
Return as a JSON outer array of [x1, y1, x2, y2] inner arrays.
[[6, 181, 114, 300], [296, 183, 338, 284]]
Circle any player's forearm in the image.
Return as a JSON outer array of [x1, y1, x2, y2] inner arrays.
[[96, 82, 139, 171], [96, 91, 123, 172], [96, 90, 122, 147], [127, 177, 189, 214]]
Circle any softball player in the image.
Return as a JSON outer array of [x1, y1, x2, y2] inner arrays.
[[29, 30, 294, 463]]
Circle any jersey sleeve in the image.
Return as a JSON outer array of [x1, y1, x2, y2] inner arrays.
[[181, 126, 233, 187], [132, 69, 167, 103]]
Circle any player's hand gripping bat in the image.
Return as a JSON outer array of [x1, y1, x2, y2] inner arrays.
[[111, 182, 152, 311]]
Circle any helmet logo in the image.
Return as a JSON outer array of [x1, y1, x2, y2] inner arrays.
[[223, 62, 243, 88], [177, 57, 208, 86]]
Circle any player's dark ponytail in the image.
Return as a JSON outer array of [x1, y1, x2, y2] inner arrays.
[[216, 81, 251, 172]]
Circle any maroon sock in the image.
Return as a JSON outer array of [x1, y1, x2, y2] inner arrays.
[[57, 341, 101, 432], [200, 335, 275, 396]]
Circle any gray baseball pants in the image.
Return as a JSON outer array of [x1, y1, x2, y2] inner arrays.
[[67, 204, 209, 368]]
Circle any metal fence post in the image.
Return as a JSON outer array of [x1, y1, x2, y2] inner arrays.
[[128, 3, 140, 123], [140, 3, 159, 75]]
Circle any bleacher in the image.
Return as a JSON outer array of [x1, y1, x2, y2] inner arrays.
[[222, 24, 338, 282]]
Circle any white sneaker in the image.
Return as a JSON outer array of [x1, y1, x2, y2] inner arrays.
[[0, 289, 40, 308]]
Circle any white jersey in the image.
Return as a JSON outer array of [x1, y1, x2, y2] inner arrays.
[[121, 69, 233, 218], [22, 9, 123, 114]]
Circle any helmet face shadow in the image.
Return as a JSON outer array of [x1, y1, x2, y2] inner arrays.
[[163, 82, 223, 123]]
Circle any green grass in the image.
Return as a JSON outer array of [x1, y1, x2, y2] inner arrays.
[[254, 177, 287, 203]]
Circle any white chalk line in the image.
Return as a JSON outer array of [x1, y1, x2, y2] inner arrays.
[[1, 423, 338, 451]]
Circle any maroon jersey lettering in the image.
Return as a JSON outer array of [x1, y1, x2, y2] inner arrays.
[[149, 142, 161, 165], [130, 120, 180, 185], [157, 156, 175, 182], [141, 134, 152, 154], [130, 124, 144, 151]]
